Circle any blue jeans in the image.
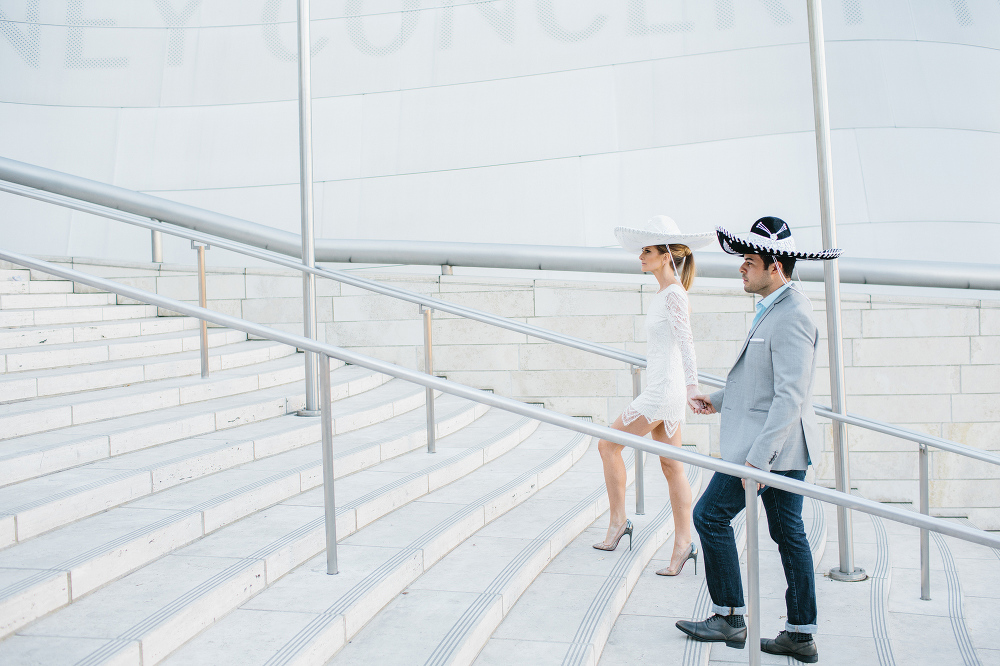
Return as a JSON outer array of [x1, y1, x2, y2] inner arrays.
[[693, 470, 818, 634]]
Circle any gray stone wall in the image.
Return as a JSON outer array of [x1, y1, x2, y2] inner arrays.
[[51, 257, 1000, 529]]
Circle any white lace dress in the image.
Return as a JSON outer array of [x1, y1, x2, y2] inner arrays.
[[621, 284, 699, 437]]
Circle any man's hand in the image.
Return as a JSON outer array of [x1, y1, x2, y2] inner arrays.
[[687, 390, 716, 415], [742, 461, 764, 492]]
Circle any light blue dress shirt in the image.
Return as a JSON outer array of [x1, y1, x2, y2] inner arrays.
[[750, 282, 792, 332]]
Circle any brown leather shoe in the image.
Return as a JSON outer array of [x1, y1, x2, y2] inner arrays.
[[761, 631, 819, 663], [675, 614, 746, 649]]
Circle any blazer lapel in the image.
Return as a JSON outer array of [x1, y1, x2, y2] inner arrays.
[[734, 287, 796, 363]]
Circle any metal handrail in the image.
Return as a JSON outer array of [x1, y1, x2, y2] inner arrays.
[[4, 178, 997, 467], [3, 249, 1000, 662], [4, 166, 999, 603], [3, 249, 993, 546], [3, 156, 1000, 290]]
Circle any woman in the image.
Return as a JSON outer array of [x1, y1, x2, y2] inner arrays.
[[594, 215, 712, 577]]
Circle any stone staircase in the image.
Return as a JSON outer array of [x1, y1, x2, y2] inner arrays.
[[0, 265, 997, 666]]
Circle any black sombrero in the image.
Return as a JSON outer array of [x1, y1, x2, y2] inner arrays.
[[716, 216, 842, 261]]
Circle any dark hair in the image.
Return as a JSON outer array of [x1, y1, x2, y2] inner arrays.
[[761, 254, 796, 279], [654, 244, 696, 290]]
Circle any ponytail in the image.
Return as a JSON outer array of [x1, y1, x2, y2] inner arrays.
[[668, 244, 696, 290]]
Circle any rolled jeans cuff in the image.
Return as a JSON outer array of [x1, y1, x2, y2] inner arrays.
[[785, 620, 818, 634], [711, 603, 747, 617]]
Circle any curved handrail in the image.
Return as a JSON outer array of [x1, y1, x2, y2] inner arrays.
[[2, 248, 998, 553], [2, 155, 1000, 289], [2, 177, 998, 468]]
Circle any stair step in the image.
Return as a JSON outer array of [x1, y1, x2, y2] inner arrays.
[[0, 333, 274, 401], [0, 316, 199, 350], [0, 270, 31, 282], [0, 354, 306, 440], [0, 303, 159, 328], [0, 361, 392, 488], [472, 461, 701, 666], [594, 485, 823, 666], [154, 418, 563, 666], [0, 406, 523, 660], [0, 292, 116, 310], [0, 279, 73, 295], [0, 393, 486, 643], [0, 326, 248, 374], [325, 431, 611, 666], [0, 366, 400, 543]]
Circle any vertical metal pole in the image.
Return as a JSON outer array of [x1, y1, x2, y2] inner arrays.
[[318, 353, 339, 575], [193, 242, 209, 379], [632, 365, 644, 515], [919, 444, 931, 599], [296, 0, 320, 417], [151, 229, 163, 263], [807, 0, 865, 582], [745, 478, 761, 666], [422, 306, 436, 453]]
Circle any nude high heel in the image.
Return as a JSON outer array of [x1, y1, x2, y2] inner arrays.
[[593, 519, 633, 552], [656, 542, 698, 576]]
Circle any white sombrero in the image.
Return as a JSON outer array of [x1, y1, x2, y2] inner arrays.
[[614, 215, 715, 254]]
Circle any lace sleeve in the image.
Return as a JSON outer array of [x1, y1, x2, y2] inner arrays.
[[664, 288, 698, 388]]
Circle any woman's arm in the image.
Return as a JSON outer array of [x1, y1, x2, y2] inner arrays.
[[664, 289, 701, 409]]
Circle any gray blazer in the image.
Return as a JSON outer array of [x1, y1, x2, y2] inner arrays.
[[708, 286, 822, 472]]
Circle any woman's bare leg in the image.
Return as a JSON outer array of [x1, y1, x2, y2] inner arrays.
[[596, 413, 657, 547], [653, 423, 694, 573]]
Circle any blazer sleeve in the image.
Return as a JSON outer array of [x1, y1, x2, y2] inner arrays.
[[709, 388, 724, 411], [744, 309, 815, 471]]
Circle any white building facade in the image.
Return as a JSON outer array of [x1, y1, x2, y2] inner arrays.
[[0, 0, 998, 266]]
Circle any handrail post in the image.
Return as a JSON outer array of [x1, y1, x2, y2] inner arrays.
[[318, 353, 339, 574], [920, 443, 931, 599], [151, 229, 162, 263], [295, 0, 320, 418], [422, 305, 436, 453], [632, 365, 644, 515], [191, 241, 209, 379], [746, 477, 761, 666], [807, 0, 865, 583]]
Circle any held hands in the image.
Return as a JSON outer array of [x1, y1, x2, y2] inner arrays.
[[686, 386, 715, 415]]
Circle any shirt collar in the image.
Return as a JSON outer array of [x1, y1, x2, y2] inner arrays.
[[756, 282, 792, 314]]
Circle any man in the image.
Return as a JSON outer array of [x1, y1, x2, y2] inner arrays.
[[676, 216, 841, 664]]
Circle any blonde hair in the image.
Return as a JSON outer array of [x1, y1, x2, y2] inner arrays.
[[655, 244, 696, 290]]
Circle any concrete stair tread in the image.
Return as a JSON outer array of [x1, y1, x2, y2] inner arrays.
[[0, 292, 116, 309], [0, 303, 159, 327], [0, 392, 483, 577], [0, 373, 412, 542], [152, 419, 573, 666], [474, 461, 701, 666], [0, 376, 424, 514], [0, 396, 494, 645], [324, 434, 607, 666], [0, 336, 288, 401], [881, 515, 992, 665], [0, 279, 73, 295], [0, 361, 380, 487], [595, 487, 824, 666], [0, 325, 250, 373], [0, 354, 308, 439], [0, 408, 532, 662], [0, 316, 199, 350], [0, 353, 304, 417]]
